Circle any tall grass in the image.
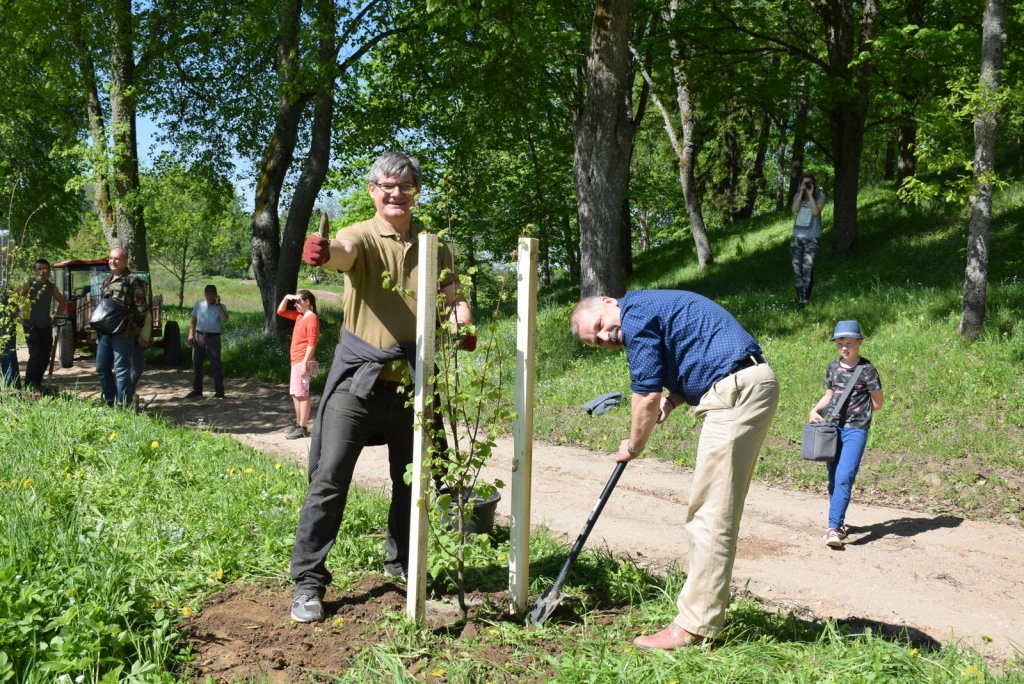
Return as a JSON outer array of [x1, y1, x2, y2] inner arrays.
[[2, 389, 1021, 681], [0, 391, 387, 683]]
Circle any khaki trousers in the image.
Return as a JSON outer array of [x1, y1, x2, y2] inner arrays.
[[675, 363, 779, 637]]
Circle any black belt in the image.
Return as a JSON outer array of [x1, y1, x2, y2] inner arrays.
[[196, 331, 220, 335], [731, 353, 767, 375]]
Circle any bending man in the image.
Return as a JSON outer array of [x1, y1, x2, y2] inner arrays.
[[570, 290, 778, 650]]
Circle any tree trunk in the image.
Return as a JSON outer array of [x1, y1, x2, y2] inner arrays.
[[563, 214, 580, 282], [816, 0, 878, 255], [620, 194, 633, 277], [108, 0, 147, 271], [736, 112, 772, 220], [272, 0, 337, 334], [896, 124, 917, 192], [70, 7, 118, 246], [884, 140, 895, 181], [959, 0, 1006, 339], [666, 1, 712, 268], [250, 0, 306, 333], [637, 209, 650, 251], [895, 0, 926, 200], [787, 88, 808, 202], [717, 128, 743, 220], [575, 0, 634, 299], [775, 120, 789, 212]]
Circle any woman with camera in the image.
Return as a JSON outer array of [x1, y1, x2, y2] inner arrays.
[[790, 172, 827, 308], [277, 290, 320, 439]]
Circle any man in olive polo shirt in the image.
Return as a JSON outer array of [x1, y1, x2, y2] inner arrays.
[[290, 151, 474, 623]]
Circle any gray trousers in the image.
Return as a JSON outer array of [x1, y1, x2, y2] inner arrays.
[[192, 332, 223, 394], [290, 379, 413, 596]]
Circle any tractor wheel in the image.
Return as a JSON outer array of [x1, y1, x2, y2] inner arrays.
[[59, 323, 75, 368], [163, 320, 182, 365]]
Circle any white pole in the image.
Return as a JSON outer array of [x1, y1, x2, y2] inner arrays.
[[407, 233, 438, 621], [510, 237, 538, 614]]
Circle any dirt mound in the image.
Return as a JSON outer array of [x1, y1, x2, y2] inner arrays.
[[178, 579, 525, 683]]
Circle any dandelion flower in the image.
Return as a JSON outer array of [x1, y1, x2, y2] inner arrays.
[[151, 441, 159, 448], [181, 607, 192, 616], [245, 467, 255, 474], [430, 669, 445, 677], [982, 635, 993, 643], [109, 431, 117, 439], [625, 646, 633, 653], [22, 479, 35, 489], [275, 462, 283, 469]]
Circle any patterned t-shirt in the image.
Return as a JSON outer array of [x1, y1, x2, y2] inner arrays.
[[823, 357, 882, 429]]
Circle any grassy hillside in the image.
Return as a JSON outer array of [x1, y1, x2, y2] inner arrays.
[[511, 180, 1024, 524]]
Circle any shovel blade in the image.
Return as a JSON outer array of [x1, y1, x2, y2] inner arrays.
[[524, 588, 563, 626]]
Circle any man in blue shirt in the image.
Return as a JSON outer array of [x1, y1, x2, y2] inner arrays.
[[571, 290, 779, 650]]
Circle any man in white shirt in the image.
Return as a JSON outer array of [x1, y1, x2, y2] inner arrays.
[[186, 284, 229, 398]]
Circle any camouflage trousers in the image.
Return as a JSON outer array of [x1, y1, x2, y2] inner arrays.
[[790, 235, 820, 304]]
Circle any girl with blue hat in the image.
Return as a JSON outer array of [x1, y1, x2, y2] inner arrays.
[[807, 320, 884, 547]]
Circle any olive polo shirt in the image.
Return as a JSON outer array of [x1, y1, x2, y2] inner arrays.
[[335, 218, 456, 382]]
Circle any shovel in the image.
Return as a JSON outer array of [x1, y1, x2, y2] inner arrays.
[[525, 460, 628, 626]]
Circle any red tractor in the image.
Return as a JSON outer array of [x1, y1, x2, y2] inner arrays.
[[52, 259, 182, 368]]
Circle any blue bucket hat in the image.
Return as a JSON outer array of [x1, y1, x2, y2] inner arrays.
[[831, 320, 865, 340]]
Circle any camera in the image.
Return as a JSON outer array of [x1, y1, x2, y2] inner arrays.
[[804, 181, 813, 190]]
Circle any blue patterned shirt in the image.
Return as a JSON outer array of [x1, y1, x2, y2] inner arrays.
[[619, 290, 762, 405]]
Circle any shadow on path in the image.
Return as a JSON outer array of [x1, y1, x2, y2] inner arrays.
[[846, 515, 963, 546]]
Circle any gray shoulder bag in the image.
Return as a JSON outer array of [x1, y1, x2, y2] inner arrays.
[[801, 364, 863, 462]]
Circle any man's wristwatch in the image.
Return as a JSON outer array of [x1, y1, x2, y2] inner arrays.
[[627, 443, 644, 457]]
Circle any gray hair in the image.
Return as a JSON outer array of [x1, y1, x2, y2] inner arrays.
[[368, 151, 421, 186], [569, 296, 606, 338]]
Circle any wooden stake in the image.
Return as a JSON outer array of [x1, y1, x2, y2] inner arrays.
[[510, 237, 538, 614], [407, 233, 437, 621]]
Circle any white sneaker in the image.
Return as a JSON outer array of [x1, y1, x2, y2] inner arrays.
[[824, 528, 844, 548]]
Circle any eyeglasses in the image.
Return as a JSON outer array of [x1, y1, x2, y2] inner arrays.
[[372, 181, 418, 194]]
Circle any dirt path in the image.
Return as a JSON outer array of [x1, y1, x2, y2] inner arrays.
[[47, 357, 1024, 663]]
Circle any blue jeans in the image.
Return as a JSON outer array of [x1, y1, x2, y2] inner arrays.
[[1, 331, 17, 387], [826, 427, 869, 529], [96, 334, 133, 406]]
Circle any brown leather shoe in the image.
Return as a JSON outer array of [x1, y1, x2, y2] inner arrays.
[[633, 622, 705, 651]]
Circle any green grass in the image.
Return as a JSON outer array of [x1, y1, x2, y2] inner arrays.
[[2, 391, 1022, 682]]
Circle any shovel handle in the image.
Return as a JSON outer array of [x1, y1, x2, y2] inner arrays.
[[549, 460, 627, 593], [317, 211, 329, 239]]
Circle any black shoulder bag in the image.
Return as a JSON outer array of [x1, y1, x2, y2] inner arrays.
[[88, 290, 129, 337]]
